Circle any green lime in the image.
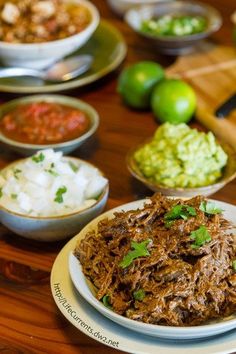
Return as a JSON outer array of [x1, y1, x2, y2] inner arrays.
[[151, 79, 197, 124], [117, 61, 165, 109]]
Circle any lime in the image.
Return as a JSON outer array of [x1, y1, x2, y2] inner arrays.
[[117, 61, 165, 109], [151, 79, 197, 124]]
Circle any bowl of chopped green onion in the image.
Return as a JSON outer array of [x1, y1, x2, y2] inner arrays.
[[125, 0, 222, 54]]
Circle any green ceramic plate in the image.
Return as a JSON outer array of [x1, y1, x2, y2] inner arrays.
[[0, 20, 127, 93]]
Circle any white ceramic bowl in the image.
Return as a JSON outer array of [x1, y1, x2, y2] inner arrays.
[[69, 198, 236, 340], [0, 157, 109, 241], [107, 0, 170, 16], [0, 94, 99, 156], [0, 0, 100, 69]]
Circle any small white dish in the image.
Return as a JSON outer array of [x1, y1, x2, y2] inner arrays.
[[68, 198, 236, 340]]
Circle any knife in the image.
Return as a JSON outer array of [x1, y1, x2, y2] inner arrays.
[[215, 93, 236, 118], [196, 94, 236, 152]]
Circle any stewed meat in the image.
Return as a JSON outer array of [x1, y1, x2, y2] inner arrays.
[[74, 194, 236, 326]]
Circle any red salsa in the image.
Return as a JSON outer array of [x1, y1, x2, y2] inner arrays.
[[0, 101, 90, 144]]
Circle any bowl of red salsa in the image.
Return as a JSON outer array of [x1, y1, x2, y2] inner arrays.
[[0, 94, 99, 155]]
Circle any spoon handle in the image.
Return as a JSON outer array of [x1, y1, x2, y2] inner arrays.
[[0, 67, 44, 79]]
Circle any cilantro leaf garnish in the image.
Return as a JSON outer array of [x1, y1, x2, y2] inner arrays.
[[13, 168, 22, 179], [164, 204, 196, 226], [199, 201, 223, 215], [190, 225, 211, 249], [102, 295, 112, 309], [119, 239, 151, 268], [232, 260, 236, 272], [32, 152, 45, 163], [54, 186, 67, 203], [69, 161, 79, 173], [133, 289, 146, 301]]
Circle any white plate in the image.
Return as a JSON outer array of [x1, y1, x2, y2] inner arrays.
[[51, 199, 236, 351]]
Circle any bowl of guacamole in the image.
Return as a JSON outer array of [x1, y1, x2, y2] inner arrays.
[[127, 123, 236, 197]]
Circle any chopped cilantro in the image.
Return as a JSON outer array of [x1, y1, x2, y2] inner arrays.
[[0, 188, 2, 198], [199, 201, 223, 215], [54, 186, 67, 203], [32, 152, 45, 163], [190, 225, 211, 249], [102, 295, 112, 309], [165, 220, 174, 229], [232, 260, 236, 272], [164, 204, 196, 227], [45, 168, 59, 177], [11, 193, 17, 199], [69, 161, 79, 173], [119, 239, 151, 268], [133, 289, 146, 301], [13, 168, 22, 179]]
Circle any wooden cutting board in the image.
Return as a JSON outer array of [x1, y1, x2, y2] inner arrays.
[[166, 42, 236, 151]]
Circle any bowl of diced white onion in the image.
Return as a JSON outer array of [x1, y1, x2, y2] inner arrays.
[[0, 149, 108, 241]]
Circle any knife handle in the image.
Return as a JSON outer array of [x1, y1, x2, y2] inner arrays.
[[215, 93, 236, 118], [196, 108, 236, 152]]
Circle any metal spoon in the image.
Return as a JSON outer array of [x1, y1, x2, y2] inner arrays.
[[0, 55, 93, 82]]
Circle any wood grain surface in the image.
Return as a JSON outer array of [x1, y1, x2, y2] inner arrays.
[[0, 0, 236, 353]]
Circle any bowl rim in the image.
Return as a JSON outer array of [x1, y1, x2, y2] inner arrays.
[[0, 94, 99, 149], [0, 156, 109, 220], [126, 138, 236, 193], [125, 0, 222, 42], [0, 0, 100, 48]]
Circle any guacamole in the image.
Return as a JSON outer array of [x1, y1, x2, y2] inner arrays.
[[134, 123, 228, 188]]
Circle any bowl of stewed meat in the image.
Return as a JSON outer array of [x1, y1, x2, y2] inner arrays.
[[0, 0, 99, 69], [0, 94, 99, 155], [70, 193, 236, 339]]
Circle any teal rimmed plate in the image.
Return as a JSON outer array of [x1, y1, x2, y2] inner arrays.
[[0, 20, 127, 93]]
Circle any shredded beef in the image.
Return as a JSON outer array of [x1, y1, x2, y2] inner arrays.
[[74, 194, 236, 326]]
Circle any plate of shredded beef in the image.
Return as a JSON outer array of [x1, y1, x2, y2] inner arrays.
[[70, 194, 236, 339]]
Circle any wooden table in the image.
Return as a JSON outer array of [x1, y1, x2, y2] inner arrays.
[[0, 0, 235, 353]]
